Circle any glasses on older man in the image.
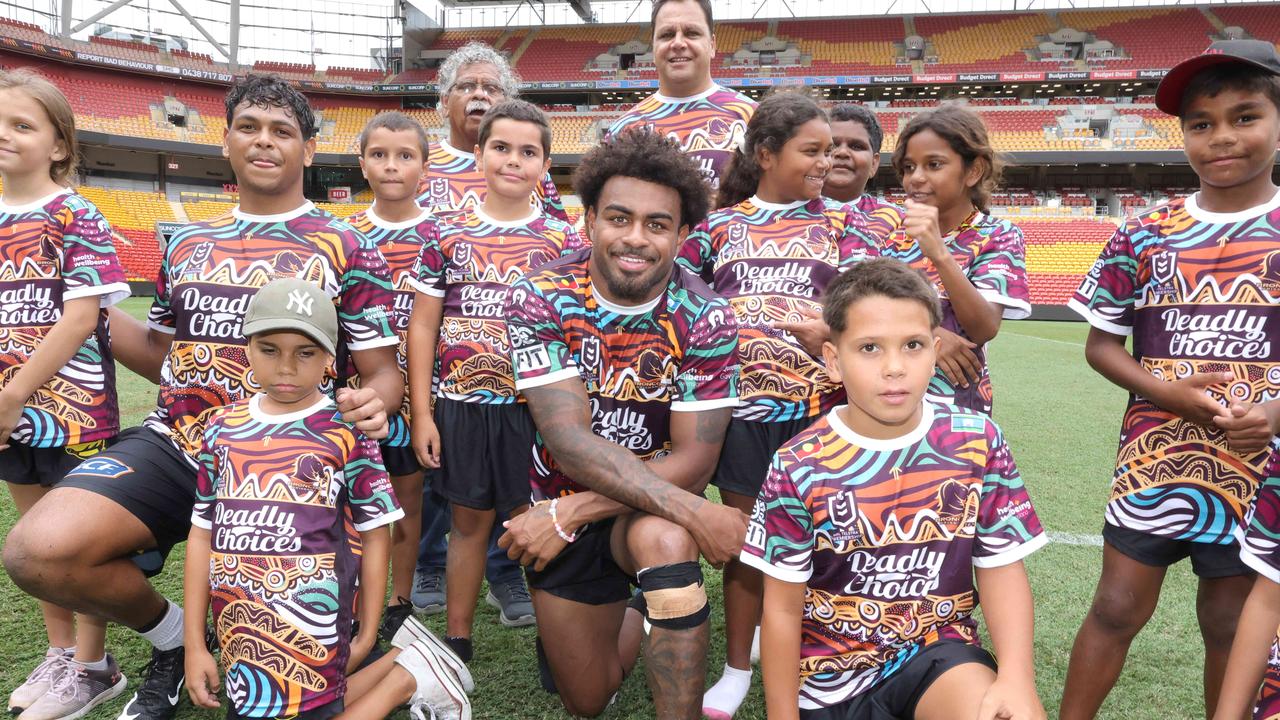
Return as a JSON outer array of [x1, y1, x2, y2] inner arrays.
[[452, 81, 505, 97]]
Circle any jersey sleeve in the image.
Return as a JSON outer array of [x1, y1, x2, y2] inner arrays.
[[1068, 223, 1137, 336], [970, 222, 1031, 320], [739, 452, 814, 583], [507, 276, 579, 390], [146, 229, 179, 335], [973, 421, 1048, 567], [1238, 447, 1280, 585], [56, 198, 131, 306], [338, 230, 399, 351], [676, 220, 715, 285], [190, 413, 222, 529], [837, 208, 883, 268], [537, 174, 571, 224], [409, 221, 446, 298], [345, 430, 403, 531], [672, 297, 739, 412]]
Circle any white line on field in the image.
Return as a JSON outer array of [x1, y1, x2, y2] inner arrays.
[[1004, 331, 1085, 348], [1047, 531, 1104, 547]]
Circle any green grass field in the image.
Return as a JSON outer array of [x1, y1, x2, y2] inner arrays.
[[0, 301, 1210, 718]]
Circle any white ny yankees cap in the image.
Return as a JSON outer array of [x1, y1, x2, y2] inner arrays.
[[241, 277, 338, 355]]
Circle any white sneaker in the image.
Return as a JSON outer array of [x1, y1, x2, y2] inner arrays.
[[396, 641, 471, 720], [18, 655, 128, 720], [390, 615, 475, 693], [7, 649, 72, 714]]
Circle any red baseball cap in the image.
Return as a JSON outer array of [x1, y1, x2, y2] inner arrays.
[[1155, 39, 1280, 116]]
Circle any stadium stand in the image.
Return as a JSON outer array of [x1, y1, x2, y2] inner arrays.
[[915, 13, 1055, 74]]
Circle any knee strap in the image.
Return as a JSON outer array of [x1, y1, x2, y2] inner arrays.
[[637, 561, 709, 630]]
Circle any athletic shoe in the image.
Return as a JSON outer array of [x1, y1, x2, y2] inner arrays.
[[411, 568, 446, 615], [115, 645, 184, 720], [391, 616, 475, 693], [378, 598, 414, 645], [7, 649, 72, 714], [485, 579, 534, 627], [18, 655, 127, 720], [396, 641, 471, 720]]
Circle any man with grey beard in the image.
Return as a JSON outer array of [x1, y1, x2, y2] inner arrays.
[[414, 40, 568, 222]]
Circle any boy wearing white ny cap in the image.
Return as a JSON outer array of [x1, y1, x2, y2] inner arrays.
[[182, 278, 473, 720]]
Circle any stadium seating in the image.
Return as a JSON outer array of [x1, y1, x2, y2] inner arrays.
[[515, 25, 641, 81], [1020, 218, 1116, 304], [914, 13, 1054, 74], [1059, 8, 1214, 69]]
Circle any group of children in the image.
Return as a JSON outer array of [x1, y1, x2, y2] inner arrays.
[[0, 34, 1278, 720]]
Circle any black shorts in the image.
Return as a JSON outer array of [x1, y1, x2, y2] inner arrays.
[[800, 640, 996, 720], [58, 426, 197, 568], [380, 442, 421, 477], [0, 438, 111, 487], [433, 398, 535, 514], [227, 697, 343, 720], [1103, 523, 1252, 578], [525, 518, 633, 605], [712, 416, 817, 497]]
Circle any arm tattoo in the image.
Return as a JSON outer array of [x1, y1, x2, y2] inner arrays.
[[523, 382, 704, 525], [693, 408, 731, 444]]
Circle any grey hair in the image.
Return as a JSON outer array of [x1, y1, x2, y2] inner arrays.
[[436, 41, 520, 110]]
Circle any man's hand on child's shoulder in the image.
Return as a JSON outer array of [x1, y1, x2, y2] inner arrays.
[[184, 646, 222, 710], [977, 674, 1046, 720], [336, 387, 389, 439]]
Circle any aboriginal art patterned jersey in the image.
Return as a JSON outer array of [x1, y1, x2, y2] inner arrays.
[[1070, 192, 1280, 545], [884, 211, 1031, 414], [411, 206, 582, 404], [1237, 449, 1280, 720], [679, 196, 880, 423], [842, 194, 906, 245], [0, 190, 129, 447], [192, 394, 402, 718], [346, 205, 438, 447], [605, 85, 756, 191], [507, 249, 740, 499], [145, 202, 398, 465], [740, 402, 1047, 709], [414, 140, 569, 223]]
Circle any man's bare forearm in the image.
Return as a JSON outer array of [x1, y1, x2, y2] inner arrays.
[[524, 383, 707, 527]]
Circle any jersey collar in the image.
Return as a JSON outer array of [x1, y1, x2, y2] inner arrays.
[[0, 187, 70, 213], [366, 203, 433, 230], [827, 401, 935, 451], [233, 200, 315, 223], [1185, 187, 1280, 224]]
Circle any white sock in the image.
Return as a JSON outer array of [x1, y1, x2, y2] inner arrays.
[[702, 663, 752, 718], [750, 625, 761, 665], [139, 602, 184, 651], [74, 656, 108, 671]]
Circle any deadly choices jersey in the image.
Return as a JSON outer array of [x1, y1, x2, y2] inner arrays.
[[0, 189, 129, 447], [679, 196, 880, 422], [146, 202, 398, 464], [741, 402, 1046, 709], [1070, 192, 1280, 545], [506, 249, 740, 499], [192, 394, 402, 718]]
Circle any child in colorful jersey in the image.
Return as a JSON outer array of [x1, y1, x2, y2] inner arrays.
[[0, 69, 132, 720], [1062, 40, 1280, 720], [346, 111, 437, 642], [415, 41, 567, 223], [679, 91, 880, 720], [745, 257, 1046, 720], [406, 100, 583, 662], [183, 278, 472, 720], [2, 74, 402, 720], [821, 103, 905, 243], [883, 104, 1030, 415]]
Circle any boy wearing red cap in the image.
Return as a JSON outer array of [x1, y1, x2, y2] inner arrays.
[[1061, 39, 1280, 719]]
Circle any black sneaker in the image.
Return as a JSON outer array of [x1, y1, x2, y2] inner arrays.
[[116, 645, 184, 720], [378, 598, 414, 645]]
